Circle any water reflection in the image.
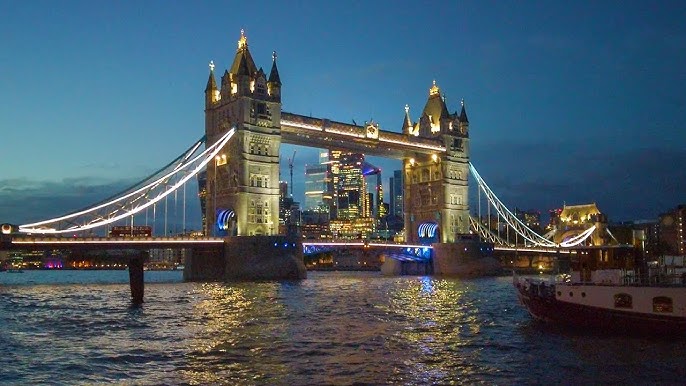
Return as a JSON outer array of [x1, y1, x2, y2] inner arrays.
[[0, 272, 684, 385]]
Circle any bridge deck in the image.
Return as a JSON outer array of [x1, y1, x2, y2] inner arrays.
[[280, 112, 445, 158]]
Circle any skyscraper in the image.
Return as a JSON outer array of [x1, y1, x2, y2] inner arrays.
[[304, 151, 330, 213], [389, 169, 404, 218]]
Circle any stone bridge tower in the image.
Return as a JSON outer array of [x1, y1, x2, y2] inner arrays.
[[204, 31, 282, 236], [403, 81, 470, 244]]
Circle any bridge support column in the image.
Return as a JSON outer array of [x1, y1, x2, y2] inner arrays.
[[128, 256, 145, 305], [432, 236, 500, 277], [224, 236, 306, 280]]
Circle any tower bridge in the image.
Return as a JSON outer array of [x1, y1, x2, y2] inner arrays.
[[2, 31, 628, 303]]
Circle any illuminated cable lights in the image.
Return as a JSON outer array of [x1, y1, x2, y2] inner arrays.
[[470, 162, 558, 248], [19, 129, 236, 234]]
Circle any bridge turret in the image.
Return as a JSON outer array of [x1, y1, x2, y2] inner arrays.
[[401, 104, 416, 136], [204, 30, 282, 237], [204, 61, 219, 108], [458, 99, 469, 135], [268, 51, 282, 102], [419, 80, 450, 137], [403, 81, 471, 244]]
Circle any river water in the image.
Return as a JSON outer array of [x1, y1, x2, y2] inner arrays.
[[0, 270, 684, 385]]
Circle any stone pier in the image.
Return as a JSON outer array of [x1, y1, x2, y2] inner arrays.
[[184, 235, 306, 281], [432, 235, 500, 277]]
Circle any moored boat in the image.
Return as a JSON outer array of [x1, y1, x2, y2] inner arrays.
[[514, 246, 686, 335]]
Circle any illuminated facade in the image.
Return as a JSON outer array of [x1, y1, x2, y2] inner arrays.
[[389, 170, 403, 217], [553, 203, 609, 245], [337, 153, 366, 220], [403, 82, 470, 243], [196, 170, 208, 234], [304, 160, 329, 213], [659, 204, 686, 255], [204, 31, 282, 236]]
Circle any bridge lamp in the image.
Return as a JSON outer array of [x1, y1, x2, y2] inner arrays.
[[409, 158, 416, 167], [431, 154, 438, 163]]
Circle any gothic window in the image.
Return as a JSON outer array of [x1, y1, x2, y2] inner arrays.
[[256, 202, 263, 223], [256, 102, 268, 117], [256, 83, 266, 96], [257, 176, 263, 188], [458, 171, 463, 180], [249, 143, 255, 154], [248, 201, 256, 223]]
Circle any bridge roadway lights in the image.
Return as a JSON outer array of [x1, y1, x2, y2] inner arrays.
[[128, 257, 145, 305]]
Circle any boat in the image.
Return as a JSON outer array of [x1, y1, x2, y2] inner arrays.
[[514, 246, 686, 335]]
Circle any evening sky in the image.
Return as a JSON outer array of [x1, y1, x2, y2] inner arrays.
[[1, 1, 685, 229]]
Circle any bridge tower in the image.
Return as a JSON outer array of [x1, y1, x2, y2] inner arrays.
[[204, 30, 282, 236], [402, 81, 470, 243]]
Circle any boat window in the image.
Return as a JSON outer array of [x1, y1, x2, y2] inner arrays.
[[614, 293, 632, 309], [653, 296, 673, 313]]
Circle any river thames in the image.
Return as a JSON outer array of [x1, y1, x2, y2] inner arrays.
[[1, 270, 684, 385]]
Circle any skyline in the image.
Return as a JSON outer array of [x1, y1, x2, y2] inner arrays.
[[2, 1, 685, 228]]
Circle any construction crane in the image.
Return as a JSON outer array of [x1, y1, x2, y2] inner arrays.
[[288, 150, 296, 198]]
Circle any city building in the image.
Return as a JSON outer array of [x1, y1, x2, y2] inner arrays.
[[515, 208, 542, 234], [197, 170, 208, 235], [389, 170, 403, 218], [659, 204, 686, 255], [278, 181, 300, 235], [304, 153, 330, 213]]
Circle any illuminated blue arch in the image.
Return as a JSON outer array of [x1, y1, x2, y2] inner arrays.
[[215, 209, 236, 236], [417, 221, 440, 244]]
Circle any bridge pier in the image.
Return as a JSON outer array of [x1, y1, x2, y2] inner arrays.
[[127, 256, 145, 305], [184, 235, 306, 281], [432, 236, 501, 277]]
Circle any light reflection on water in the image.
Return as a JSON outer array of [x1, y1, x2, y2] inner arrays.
[[1, 271, 684, 385]]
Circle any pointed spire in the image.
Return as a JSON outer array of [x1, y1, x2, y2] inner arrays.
[[402, 104, 412, 132], [230, 29, 257, 76], [459, 98, 469, 123], [237, 28, 248, 50], [205, 60, 217, 93], [268, 51, 282, 85], [429, 80, 440, 96]]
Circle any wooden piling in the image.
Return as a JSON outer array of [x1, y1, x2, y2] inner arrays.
[[128, 257, 144, 304]]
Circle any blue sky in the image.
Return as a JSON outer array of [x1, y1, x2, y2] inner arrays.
[[1, 1, 685, 230]]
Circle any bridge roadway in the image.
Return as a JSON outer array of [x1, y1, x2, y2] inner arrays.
[[3, 236, 569, 255], [280, 112, 446, 159], [4, 236, 224, 251]]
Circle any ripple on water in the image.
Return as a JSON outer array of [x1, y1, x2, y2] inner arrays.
[[1, 271, 685, 385]]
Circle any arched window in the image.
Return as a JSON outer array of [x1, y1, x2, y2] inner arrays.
[[614, 293, 632, 309], [256, 202, 263, 223], [248, 201, 256, 223], [653, 296, 673, 313]]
